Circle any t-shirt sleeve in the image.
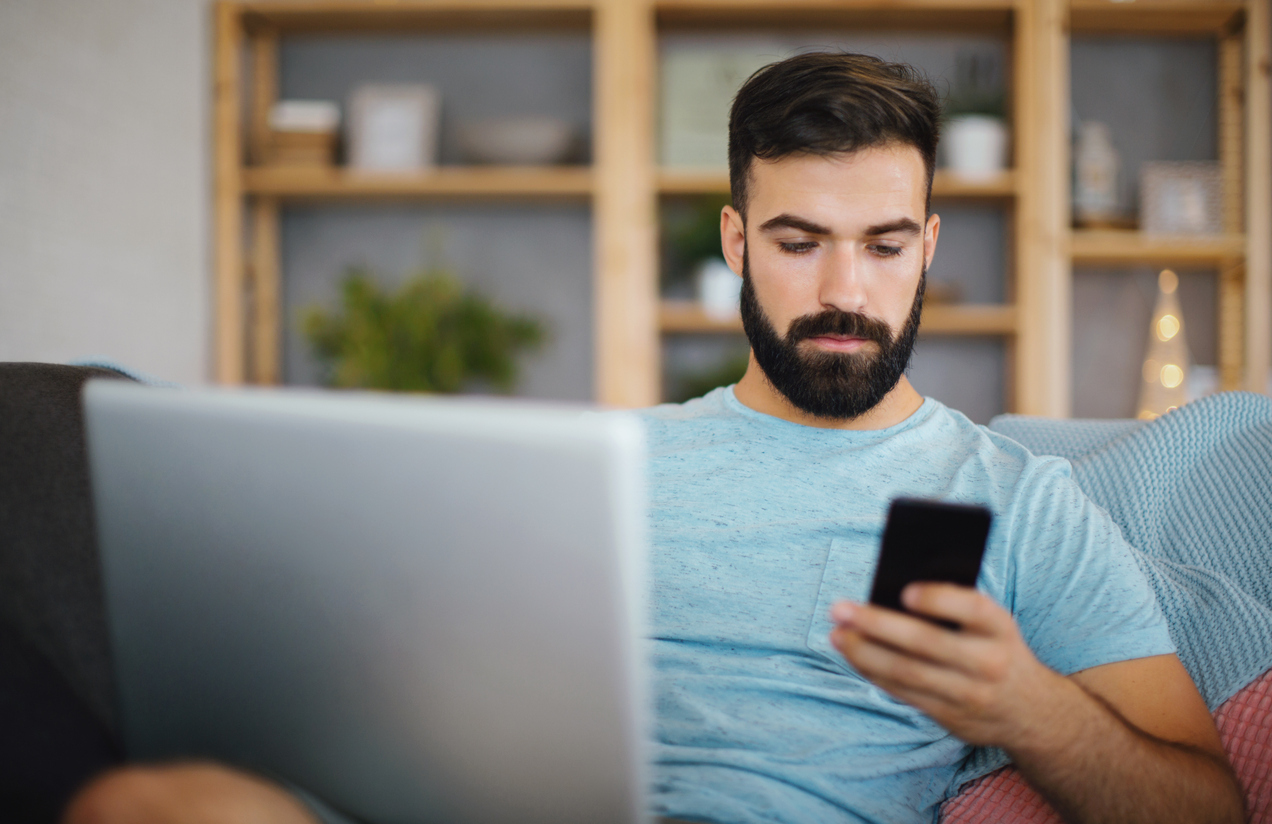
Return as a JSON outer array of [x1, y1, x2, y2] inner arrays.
[[1005, 456, 1175, 676]]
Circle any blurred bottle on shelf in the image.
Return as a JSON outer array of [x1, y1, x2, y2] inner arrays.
[[1074, 121, 1122, 227]]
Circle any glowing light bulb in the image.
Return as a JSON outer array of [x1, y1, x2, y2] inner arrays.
[[1160, 363, 1184, 388], [1138, 409, 1159, 420], [1159, 269, 1178, 294], [1157, 314, 1180, 341]]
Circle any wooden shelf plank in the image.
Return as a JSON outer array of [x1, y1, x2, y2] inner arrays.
[[657, 168, 1016, 198], [657, 169, 731, 195], [921, 303, 1017, 334], [659, 0, 1014, 8], [1069, 0, 1246, 36], [1070, 230, 1246, 266], [659, 300, 1016, 335], [657, 0, 1014, 33], [241, 2, 593, 34], [241, 165, 594, 199], [660, 301, 744, 333], [932, 169, 1017, 199]]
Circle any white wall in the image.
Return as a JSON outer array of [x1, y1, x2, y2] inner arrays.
[[0, 0, 209, 384]]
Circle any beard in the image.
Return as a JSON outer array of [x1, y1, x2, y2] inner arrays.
[[739, 248, 924, 421]]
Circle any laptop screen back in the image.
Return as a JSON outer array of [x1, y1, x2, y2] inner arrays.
[[84, 382, 648, 824]]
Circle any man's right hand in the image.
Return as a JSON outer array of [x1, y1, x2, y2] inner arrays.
[[829, 583, 1057, 748], [831, 583, 1243, 824]]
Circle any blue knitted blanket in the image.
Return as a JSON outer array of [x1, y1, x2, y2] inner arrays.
[[954, 391, 1272, 789]]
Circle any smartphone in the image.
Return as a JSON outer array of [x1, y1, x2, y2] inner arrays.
[[867, 498, 993, 628]]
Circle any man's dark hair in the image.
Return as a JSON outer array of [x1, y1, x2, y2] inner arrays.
[[728, 51, 942, 220]]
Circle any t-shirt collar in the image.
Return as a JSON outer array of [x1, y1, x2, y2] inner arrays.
[[720, 384, 938, 440]]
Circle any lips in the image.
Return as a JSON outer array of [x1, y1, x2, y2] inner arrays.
[[807, 334, 873, 353], [786, 309, 893, 350]]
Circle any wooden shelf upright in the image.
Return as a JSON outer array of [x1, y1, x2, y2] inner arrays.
[[213, 0, 1271, 412]]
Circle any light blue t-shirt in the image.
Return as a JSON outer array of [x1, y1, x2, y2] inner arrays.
[[639, 387, 1174, 824]]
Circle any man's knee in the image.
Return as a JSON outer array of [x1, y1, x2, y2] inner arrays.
[[63, 762, 319, 824]]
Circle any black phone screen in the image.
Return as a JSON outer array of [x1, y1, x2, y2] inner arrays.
[[867, 498, 992, 625]]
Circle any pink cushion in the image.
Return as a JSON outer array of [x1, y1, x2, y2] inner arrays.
[[1216, 667, 1272, 820], [939, 667, 1272, 823]]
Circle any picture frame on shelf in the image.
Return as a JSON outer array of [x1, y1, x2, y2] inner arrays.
[[659, 46, 775, 168], [347, 84, 441, 172], [1140, 161, 1223, 236]]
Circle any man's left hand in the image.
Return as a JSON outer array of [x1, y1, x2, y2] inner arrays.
[[829, 583, 1068, 749]]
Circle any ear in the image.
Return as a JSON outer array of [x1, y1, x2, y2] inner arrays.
[[923, 212, 941, 271], [720, 205, 746, 277]]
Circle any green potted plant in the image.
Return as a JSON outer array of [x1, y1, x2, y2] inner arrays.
[[301, 266, 546, 394]]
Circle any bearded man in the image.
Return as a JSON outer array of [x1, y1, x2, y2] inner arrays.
[[638, 51, 1242, 824]]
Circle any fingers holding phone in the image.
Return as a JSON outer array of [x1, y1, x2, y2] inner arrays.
[[828, 498, 1062, 747]]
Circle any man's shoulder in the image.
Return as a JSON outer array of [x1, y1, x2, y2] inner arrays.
[[627, 388, 745, 450], [635, 387, 733, 423], [912, 400, 1079, 503], [914, 400, 1049, 465]]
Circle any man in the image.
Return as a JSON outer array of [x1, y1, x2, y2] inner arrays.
[[640, 51, 1241, 823], [66, 52, 1241, 824]]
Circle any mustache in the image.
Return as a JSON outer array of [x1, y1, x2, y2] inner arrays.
[[785, 309, 894, 347]]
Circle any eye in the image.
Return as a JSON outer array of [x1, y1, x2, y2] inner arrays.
[[869, 244, 904, 258], [778, 241, 817, 255]]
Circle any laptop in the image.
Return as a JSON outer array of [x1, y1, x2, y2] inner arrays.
[[83, 381, 649, 824]]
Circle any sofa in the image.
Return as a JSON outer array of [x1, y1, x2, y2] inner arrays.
[[0, 363, 131, 821], [3, 361, 1270, 822]]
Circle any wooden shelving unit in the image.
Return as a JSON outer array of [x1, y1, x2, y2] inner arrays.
[[213, 0, 1270, 414]]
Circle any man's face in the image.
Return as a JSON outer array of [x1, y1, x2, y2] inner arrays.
[[721, 144, 939, 420]]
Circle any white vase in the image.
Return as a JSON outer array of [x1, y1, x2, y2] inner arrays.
[[944, 115, 1008, 180], [696, 258, 742, 321]]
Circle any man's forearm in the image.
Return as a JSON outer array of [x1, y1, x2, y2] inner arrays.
[[1006, 678, 1243, 824]]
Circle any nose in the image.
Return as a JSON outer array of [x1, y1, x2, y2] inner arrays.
[[818, 244, 868, 315]]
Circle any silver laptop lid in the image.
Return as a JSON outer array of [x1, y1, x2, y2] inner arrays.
[[84, 382, 648, 824]]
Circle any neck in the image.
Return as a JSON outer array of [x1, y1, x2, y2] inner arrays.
[[732, 353, 925, 431]]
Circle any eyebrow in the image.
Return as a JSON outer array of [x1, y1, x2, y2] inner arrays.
[[864, 218, 923, 237], [757, 214, 832, 235], [756, 213, 923, 237]]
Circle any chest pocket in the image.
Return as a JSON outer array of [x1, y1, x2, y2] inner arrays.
[[806, 536, 877, 675]]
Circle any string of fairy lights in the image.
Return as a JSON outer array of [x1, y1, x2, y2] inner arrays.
[[1137, 269, 1189, 420]]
